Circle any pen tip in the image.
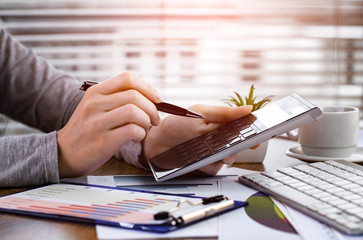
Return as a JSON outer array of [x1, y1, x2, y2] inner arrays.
[[186, 111, 205, 119]]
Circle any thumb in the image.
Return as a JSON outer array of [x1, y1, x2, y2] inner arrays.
[[189, 104, 252, 123]]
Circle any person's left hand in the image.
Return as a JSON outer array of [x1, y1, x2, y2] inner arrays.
[[142, 104, 253, 176]]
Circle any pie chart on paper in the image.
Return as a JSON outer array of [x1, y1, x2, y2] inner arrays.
[[245, 191, 297, 233]]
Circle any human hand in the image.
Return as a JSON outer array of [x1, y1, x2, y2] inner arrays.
[[57, 72, 162, 178], [143, 104, 253, 176]]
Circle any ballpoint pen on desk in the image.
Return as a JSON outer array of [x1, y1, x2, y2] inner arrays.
[[153, 195, 239, 226], [79, 81, 204, 119]]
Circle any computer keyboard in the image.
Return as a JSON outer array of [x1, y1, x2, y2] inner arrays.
[[239, 160, 363, 235]]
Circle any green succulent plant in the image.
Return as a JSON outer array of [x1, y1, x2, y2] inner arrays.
[[222, 85, 274, 112]]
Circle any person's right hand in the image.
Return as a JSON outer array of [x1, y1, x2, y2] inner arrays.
[[143, 104, 253, 176], [56, 72, 162, 178]]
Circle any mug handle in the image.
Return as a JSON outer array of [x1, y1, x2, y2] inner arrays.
[[286, 129, 299, 140]]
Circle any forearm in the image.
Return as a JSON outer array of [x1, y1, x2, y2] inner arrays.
[[0, 132, 59, 187], [0, 28, 83, 132]]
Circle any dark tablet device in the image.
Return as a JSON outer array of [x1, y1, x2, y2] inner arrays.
[[148, 93, 323, 182]]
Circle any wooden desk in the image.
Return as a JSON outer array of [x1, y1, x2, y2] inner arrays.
[[0, 137, 303, 240]]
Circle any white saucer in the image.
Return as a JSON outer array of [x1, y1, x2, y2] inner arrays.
[[286, 146, 363, 163]]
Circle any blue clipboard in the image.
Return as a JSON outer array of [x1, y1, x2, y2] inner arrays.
[[0, 183, 248, 233]]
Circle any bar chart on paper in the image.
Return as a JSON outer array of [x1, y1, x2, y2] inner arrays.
[[88, 175, 223, 239], [0, 184, 185, 224]]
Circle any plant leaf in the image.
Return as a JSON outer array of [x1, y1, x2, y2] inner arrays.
[[234, 91, 244, 106], [231, 98, 240, 106], [221, 93, 245, 107], [220, 85, 274, 111], [221, 100, 233, 107], [254, 95, 275, 110], [246, 85, 255, 105]]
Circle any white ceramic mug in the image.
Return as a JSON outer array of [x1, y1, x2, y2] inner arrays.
[[296, 106, 359, 158]]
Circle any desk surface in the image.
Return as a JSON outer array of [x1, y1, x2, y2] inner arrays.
[[0, 137, 304, 240]]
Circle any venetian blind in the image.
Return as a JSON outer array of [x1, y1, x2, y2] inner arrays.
[[0, 0, 362, 133]]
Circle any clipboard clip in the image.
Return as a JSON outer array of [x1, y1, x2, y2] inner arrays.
[[154, 195, 236, 226]]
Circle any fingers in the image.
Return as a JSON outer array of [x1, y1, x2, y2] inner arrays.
[[105, 103, 153, 132], [95, 72, 163, 103], [82, 72, 161, 128], [198, 161, 224, 176], [189, 105, 252, 123], [250, 144, 260, 150], [99, 90, 161, 126], [222, 155, 236, 165], [194, 155, 236, 176], [108, 123, 147, 144]]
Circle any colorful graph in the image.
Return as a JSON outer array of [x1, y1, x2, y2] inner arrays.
[[0, 184, 181, 224], [245, 192, 296, 233]]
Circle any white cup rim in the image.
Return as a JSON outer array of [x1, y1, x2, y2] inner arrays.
[[320, 106, 359, 114]]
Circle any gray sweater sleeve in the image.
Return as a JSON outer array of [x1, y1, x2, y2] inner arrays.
[[0, 28, 84, 187]]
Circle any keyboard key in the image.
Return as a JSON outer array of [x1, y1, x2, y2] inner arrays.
[[337, 202, 359, 211], [289, 181, 307, 188], [277, 167, 300, 175], [312, 191, 331, 199], [346, 207, 363, 216], [329, 199, 349, 207], [320, 195, 340, 202], [319, 206, 342, 214], [297, 185, 316, 192], [342, 194, 361, 201], [308, 202, 333, 212], [305, 188, 323, 195], [261, 171, 287, 179], [355, 211, 363, 220], [242, 130, 256, 138], [210, 142, 226, 152], [326, 187, 345, 194], [352, 198, 363, 206], [242, 174, 270, 182], [258, 180, 284, 188]]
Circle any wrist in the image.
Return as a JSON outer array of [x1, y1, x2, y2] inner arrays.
[[119, 141, 150, 170], [138, 142, 150, 169]]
